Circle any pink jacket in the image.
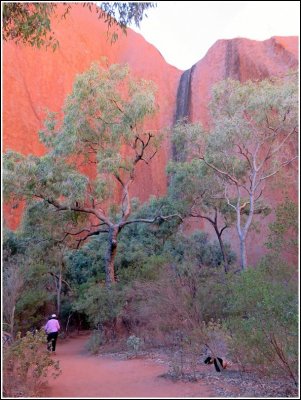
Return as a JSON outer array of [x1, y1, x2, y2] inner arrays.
[[44, 318, 60, 334]]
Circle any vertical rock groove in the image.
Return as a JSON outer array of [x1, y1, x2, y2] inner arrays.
[[172, 65, 195, 161], [225, 40, 241, 80]]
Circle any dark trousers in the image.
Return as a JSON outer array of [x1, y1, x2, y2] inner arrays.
[[47, 332, 58, 351]]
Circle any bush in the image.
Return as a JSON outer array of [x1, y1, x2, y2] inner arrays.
[[168, 320, 229, 381], [126, 335, 143, 356], [3, 329, 61, 397], [225, 258, 298, 385], [73, 283, 125, 341], [164, 231, 236, 269], [85, 330, 104, 354], [121, 263, 230, 350], [117, 255, 167, 284]]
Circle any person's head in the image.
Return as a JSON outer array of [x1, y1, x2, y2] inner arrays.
[[50, 314, 57, 319]]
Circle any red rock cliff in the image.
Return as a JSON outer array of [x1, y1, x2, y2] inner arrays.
[[3, 5, 298, 264], [3, 4, 181, 228]]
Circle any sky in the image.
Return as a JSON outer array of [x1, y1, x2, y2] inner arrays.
[[131, 1, 300, 70]]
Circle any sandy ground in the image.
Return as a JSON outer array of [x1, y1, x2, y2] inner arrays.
[[45, 335, 214, 398]]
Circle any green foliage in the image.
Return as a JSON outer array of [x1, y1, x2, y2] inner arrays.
[[73, 283, 125, 328], [164, 231, 235, 269], [40, 62, 157, 164], [4, 61, 162, 288], [15, 285, 51, 333], [99, 2, 156, 32], [225, 258, 298, 384], [3, 226, 70, 336], [4, 62, 159, 225], [2, 3, 60, 50], [3, 330, 61, 397], [117, 255, 167, 284], [4, 232, 53, 334], [85, 330, 104, 354], [126, 335, 143, 355], [133, 195, 182, 241], [3, 228, 27, 258], [108, 195, 182, 277], [171, 263, 232, 323], [266, 198, 298, 256], [188, 72, 298, 269], [2, 229, 29, 336], [67, 240, 106, 285], [207, 74, 298, 175], [168, 124, 237, 271], [21, 201, 85, 247], [171, 120, 204, 161], [3, 151, 88, 207]]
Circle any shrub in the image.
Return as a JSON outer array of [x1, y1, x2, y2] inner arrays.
[[85, 330, 104, 354], [3, 329, 61, 397], [122, 263, 231, 345], [126, 335, 143, 356], [73, 283, 125, 341], [225, 258, 298, 385]]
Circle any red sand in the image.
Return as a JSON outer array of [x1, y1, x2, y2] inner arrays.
[[46, 335, 214, 398]]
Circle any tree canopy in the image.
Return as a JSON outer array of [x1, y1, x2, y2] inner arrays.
[[4, 61, 166, 285]]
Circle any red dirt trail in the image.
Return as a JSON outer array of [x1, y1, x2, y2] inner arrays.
[[46, 335, 214, 398]]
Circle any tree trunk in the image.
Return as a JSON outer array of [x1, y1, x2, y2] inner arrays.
[[10, 305, 15, 337], [57, 264, 62, 315], [105, 225, 119, 286], [216, 232, 229, 273], [236, 197, 248, 272], [239, 236, 247, 271]]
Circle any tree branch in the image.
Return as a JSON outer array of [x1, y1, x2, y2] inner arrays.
[[44, 197, 112, 226], [235, 143, 252, 169], [224, 187, 237, 210], [190, 212, 215, 225], [75, 228, 109, 248], [120, 214, 183, 228], [48, 272, 73, 292], [200, 157, 238, 185], [260, 156, 298, 181], [220, 224, 229, 235], [258, 126, 297, 171]]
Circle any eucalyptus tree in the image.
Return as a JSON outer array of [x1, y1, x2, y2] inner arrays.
[[188, 74, 298, 270], [168, 119, 239, 273], [168, 154, 235, 273], [266, 197, 298, 259], [169, 73, 298, 270], [20, 202, 75, 315], [4, 62, 180, 286]]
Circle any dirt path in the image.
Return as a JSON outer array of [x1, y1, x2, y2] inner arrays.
[[46, 335, 214, 398]]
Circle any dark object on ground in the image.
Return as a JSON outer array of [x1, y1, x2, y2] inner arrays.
[[204, 356, 227, 372]]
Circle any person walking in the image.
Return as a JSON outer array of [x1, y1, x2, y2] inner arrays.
[[44, 314, 60, 353]]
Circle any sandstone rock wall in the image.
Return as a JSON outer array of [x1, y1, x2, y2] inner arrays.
[[3, 4, 298, 263], [3, 4, 181, 228]]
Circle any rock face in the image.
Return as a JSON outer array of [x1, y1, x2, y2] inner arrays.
[[3, 4, 298, 263], [189, 36, 298, 127], [3, 4, 181, 228]]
